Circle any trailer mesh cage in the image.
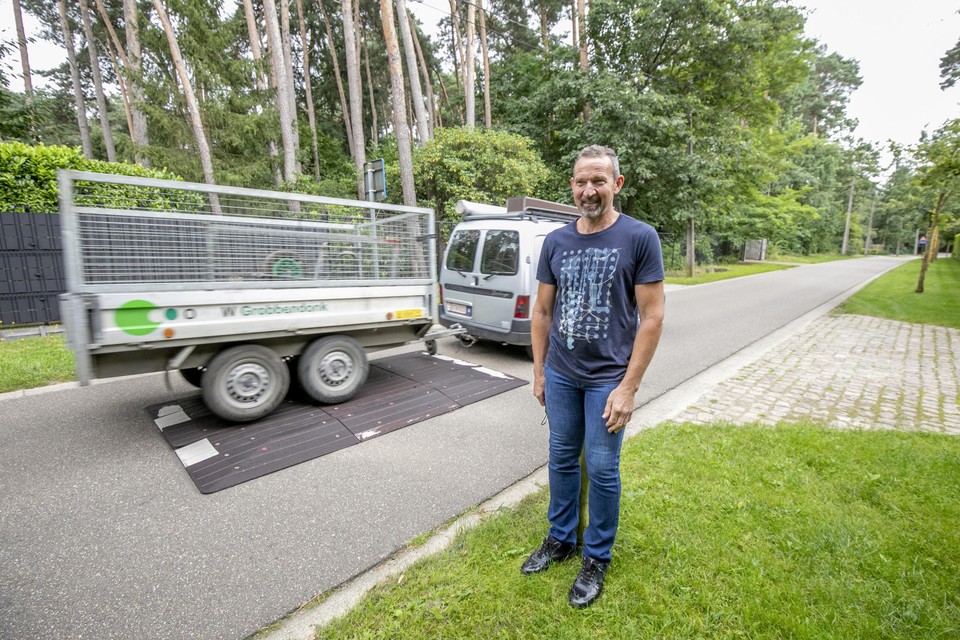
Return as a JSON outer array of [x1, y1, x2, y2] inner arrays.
[[59, 171, 435, 292]]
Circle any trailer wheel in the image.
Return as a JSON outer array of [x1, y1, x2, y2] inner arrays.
[[202, 345, 290, 422], [298, 336, 368, 404], [179, 367, 203, 388]]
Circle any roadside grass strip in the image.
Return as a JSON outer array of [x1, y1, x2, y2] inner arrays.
[[0, 334, 74, 393], [839, 258, 960, 329], [315, 423, 960, 640], [665, 262, 793, 285]]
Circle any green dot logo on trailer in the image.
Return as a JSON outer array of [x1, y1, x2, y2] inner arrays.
[[115, 299, 173, 336]]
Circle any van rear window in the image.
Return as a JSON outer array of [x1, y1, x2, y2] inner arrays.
[[446, 230, 480, 271], [480, 230, 519, 276]]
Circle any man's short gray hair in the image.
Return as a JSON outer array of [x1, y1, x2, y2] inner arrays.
[[575, 145, 620, 181]]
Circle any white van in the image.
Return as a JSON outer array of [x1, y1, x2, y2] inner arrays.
[[439, 197, 580, 354]]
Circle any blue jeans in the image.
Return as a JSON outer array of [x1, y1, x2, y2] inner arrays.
[[544, 365, 625, 563]]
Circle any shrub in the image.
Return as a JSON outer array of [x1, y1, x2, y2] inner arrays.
[[0, 142, 182, 213], [413, 128, 551, 222]]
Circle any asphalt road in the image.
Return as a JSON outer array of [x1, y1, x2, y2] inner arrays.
[[0, 256, 906, 640]]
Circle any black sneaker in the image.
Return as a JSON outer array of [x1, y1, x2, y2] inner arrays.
[[569, 556, 609, 608], [520, 535, 577, 575]]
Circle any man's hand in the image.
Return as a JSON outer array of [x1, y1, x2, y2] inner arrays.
[[533, 370, 546, 407], [602, 385, 635, 433]]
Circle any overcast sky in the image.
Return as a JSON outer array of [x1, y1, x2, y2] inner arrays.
[[3, 0, 958, 160]]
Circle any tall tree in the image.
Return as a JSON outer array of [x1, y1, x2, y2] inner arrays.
[[914, 119, 960, 292], [408, 10, 436, 135], [317, 0, 354, 155], [78, 0, 116, 161], [342, 0, 366, 199], [395, 0, 430, 143], [12, 0, 33, 104], [56, 0, 93, 158], [151, 0, 219, 210], [295, 0, 321, 179], [379, 0, 416, 206], [463, 0, 476, 128], [241, 0, 282, 184], [123, 0, 150, 165], [263, 0, 299, 181], [278, 0, 300, 152], [478, 0, 491, 128], [362, 34, 378, 145]]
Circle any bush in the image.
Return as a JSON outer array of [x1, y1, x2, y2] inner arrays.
[[413, 128, 551, 222], [0, 141, 182, 213]]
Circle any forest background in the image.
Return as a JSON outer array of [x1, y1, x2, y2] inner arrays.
[[2, 0, 960, 263]]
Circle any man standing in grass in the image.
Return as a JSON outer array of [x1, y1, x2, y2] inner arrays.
[[523, 145, 665, 607]]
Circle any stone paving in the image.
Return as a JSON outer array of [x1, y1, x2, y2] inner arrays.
[[673, 313, 960, 434]]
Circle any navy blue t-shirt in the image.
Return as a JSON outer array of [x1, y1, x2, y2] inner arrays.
[[536, 213, 664, 383]]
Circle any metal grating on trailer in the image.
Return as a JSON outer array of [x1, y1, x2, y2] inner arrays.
[[146, 351, 527, 494], [64, 171, 433, 290]]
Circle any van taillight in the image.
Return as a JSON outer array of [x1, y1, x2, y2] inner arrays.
[[438, 284, 444, 305], [514, 295, 530, 319]]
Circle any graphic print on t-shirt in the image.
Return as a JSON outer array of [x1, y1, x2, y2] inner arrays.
[[558, 247, 619, 349]]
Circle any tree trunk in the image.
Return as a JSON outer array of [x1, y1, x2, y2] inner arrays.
[[478, 0, 491, 129], [841, 178, 855, 255], [78, 0, 116, 161], [571, 0, 578, 48], [463, 0, 476, 128], [685, 216, 695, 278], [577, 0, 589, 121], [395, 0, 430, 144], [151, 0, 220, 212], [915, 192, 945, 293], [242, 0, 282, 185], [317, 0, 354, 157], [342, 0, 366, 199], [12, 0, 33, 104], [123, 0, 150, 166], [379, 0, 416, 207], [279, 0, 301, 153], [408, 10, 436, 136], [362, 35, 379, 146], [539, 0, 549, 50], [448, 0, 465, 97], [57, 0, 93, 159], [263, 0, 299, 182], [296, 0, 321, 180]]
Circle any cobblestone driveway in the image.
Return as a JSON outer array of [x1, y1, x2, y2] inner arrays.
[[674, 314, 960, 434]]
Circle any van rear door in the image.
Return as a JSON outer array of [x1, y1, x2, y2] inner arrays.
[[442, 227, 522, 336]]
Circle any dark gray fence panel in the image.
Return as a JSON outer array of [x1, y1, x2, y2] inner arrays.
[[0, 212, 64, 325]]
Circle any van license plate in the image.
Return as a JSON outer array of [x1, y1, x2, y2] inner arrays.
[[446, 302, 470, 316]]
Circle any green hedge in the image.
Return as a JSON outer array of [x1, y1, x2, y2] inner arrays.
[[0, 142, 183, 213]]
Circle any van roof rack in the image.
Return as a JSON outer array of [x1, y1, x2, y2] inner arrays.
[[455, 197, 580, 222], [505, 197, 580, 221]]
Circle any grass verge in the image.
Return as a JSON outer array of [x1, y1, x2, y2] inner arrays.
[[0, 334, 75, 393], [314, 423, 960, 640], [768, 253, 863, 264], [665, 262, 793, 285], [838, 258, 960, 329]]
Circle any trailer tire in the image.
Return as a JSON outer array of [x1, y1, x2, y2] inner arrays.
[[202, 345, 290, 423], [298, 336, 368, 404], [179, 367, 204, 387]]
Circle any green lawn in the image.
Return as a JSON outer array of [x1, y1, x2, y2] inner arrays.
[[312, 424, 960, 639], [768, 253, 864, 264], [0, 333, 74, 393], [665, 262, 793, 285], [838, 258, 960, 329]]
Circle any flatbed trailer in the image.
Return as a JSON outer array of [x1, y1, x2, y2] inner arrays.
[[58, 170, 452, 422]]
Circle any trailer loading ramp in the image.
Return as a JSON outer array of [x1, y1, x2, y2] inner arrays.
[[147, 351, 527, 493]]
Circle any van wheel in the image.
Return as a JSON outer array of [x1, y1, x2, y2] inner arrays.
[[524, 345, 534, 360], [298, 336, 369, 404], [202, 345, 290, 423]]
